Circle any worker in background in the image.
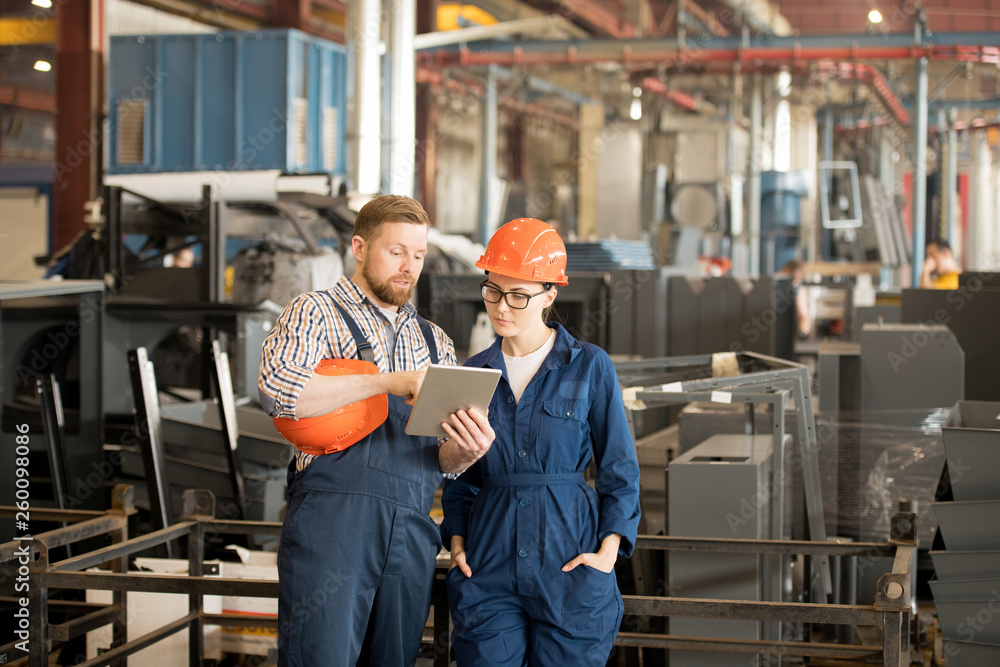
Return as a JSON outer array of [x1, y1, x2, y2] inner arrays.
[[259, 195, 495, 667], [778, 259, 813, 339], [921, 239, 962, 289], [441, 218, 641, 666]]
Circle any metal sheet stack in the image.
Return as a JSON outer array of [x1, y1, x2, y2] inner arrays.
[[930, 401, 1000, 665], [564, 240, 656, 272]]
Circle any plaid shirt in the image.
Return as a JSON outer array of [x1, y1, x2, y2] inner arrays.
[[259, 276, 456, 470]]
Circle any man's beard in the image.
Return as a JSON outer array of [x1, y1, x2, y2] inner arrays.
[[363, 263, 414, 307]]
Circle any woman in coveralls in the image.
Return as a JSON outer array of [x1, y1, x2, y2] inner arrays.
[[440, 218, 642, 666]]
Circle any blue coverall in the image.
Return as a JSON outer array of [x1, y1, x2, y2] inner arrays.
[[441, 324, 642, 666], [267, 299, 446, 667]]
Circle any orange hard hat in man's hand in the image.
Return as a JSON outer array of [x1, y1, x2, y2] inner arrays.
[[476, 218, 569, 285], [272, 359, 388, 456]]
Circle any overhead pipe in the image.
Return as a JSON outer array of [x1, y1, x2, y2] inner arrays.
[[639, 77, 699, 112], [350, 0, 381, 194], [388, 0, 416, 197]]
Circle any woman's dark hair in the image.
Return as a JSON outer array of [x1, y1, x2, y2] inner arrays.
[[541, 283, 559, 324]]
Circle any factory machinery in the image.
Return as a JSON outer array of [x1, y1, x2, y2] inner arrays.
[[4, 24, 999, 667]]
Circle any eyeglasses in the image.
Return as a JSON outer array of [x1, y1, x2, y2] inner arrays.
[[480, 281, 550, 310]]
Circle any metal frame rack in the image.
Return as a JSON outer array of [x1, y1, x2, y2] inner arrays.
[[612, 351, 920, 664], [615, 351, 831, 597], [2, 485, 915, 667], [0, 487, 281, 667], [616, 512, 918, 666]]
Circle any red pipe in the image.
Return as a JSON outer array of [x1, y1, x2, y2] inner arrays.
[[640, 76, 698, 112]]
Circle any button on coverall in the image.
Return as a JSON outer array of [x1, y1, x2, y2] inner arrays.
[[441, 324, 642, 666]]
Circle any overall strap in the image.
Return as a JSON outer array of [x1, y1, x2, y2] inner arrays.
[[414, 315, 440, 365], [331, 300, 376, 365]]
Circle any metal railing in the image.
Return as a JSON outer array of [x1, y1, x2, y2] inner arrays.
[[613, 512, 918, 666], [1, 487, 280, 667], [2, 488, 915, 667]]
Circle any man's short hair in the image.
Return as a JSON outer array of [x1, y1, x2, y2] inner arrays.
[[353, 195, 430, 241], [781, 259, 803, 274], [927, 239, 952, 254]]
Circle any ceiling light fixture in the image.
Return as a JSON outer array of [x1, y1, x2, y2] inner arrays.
[[34, 60, 52, 72], [31, 0, 53, 7], [629, 98, 642, 121], [868, 9, 883, 23]]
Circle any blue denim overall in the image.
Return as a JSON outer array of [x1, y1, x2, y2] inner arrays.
[[278, 304, 443, 667]]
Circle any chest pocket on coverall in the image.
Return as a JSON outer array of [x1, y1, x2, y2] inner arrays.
[[367, 398, 437, 485], [537, 399, 590, 466]]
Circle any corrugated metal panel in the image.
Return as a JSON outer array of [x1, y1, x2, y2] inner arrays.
[[107, 29, 348, 176]]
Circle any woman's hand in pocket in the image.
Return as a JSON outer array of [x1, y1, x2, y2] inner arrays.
[[450, 535, 473, 577], [561, 534, 621, 574]]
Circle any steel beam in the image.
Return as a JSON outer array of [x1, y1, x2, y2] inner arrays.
[[477, 64, 498, 245], [0, 516, 126, 562], [947, 110, 959, 251], [129, 0, 265, 27], [48, 522, 195, 572], [633, 535, 895, 557], [43, 571, 280, 598], [546, 0, 636, 38], [624, 595, 883, 625], [415, 82, 438, 219], [615, 632, 882, 658], [912, 57, 928, 286], [418, 37, 1000, 68], [73, 612, 196, 667], [0, 507, 106, 523], [201, 613, 279, 629], [53, 0, 103, 252], [748, 73, 762, 276], [413, 15, 583, 49], [49, 604, 123, 641], [0, 86, 56, 113], [270, 0, 310, 29]]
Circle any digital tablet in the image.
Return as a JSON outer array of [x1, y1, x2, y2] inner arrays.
[[404, 365, 502, 438]]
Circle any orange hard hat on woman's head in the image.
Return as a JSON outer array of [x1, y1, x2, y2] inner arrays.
[[272, 358, 388, 456], [476, 218, 569, 285]]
